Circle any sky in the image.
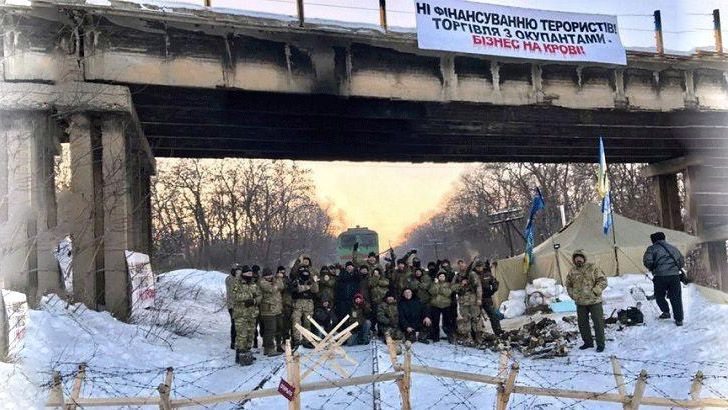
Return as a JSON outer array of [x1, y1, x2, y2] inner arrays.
[[158, 0, 726, 245]]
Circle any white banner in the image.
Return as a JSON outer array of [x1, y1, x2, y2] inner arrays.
[[1, 289, 28, 359], [54, 236, 73, 293], [125, 251, 156, 316], [415, 0, 626, 65]]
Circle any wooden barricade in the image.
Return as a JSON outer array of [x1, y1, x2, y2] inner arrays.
[[44, 348, 728, 410]]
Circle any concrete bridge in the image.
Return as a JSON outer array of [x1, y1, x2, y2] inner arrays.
[[2, 0, 728, 318]]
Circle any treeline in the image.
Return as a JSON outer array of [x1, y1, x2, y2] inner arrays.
[[398, 163, 660, 262], [152, 159, 336, 270]]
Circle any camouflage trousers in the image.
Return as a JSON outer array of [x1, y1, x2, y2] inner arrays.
[[233, 306, 259, 351], [292, 299, 314, 344], [456, 305, 485, 344]]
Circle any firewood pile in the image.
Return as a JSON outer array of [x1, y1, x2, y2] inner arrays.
[[482, 317, 580, 359]]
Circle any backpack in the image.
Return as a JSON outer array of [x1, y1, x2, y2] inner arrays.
[[617, 307, 644, 326]]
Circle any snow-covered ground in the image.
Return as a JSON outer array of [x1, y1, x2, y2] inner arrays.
[[2, 270, 728, 409]]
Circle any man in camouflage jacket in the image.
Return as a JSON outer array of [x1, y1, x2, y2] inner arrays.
[[565, 249, 608, 352], [232, 266, 262, 365]]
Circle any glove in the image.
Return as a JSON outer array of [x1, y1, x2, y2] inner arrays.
[[244, 300, 255, 307], [592, 287, 603, 296]]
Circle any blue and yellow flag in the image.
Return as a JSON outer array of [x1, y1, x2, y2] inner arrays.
[[597, 137, 613, 235], [523, 188, 545, 273]]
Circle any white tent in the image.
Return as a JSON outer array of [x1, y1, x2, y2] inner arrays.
[[494, 203, 699, 303]]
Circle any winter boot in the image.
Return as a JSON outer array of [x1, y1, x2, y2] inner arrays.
[[239, 351, 254, 366], [596, 346, 605, 353], [417, 333, 430, 344], [658, 312, 671, 319], [276, 343, 285, 353], [579, 343, 594, 350], [235, 349, 241, 364], [675, 320, 683, 326]]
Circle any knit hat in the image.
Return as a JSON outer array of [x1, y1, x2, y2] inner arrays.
[[650, 232, 666, 244], [240, 265, 252, 274], [261, 267, 273, 277], [368, 252, 377, 258], [345, 261, 355, 267], [277, 265, 286, 273]]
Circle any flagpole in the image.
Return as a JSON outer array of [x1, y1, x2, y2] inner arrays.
[[607, 168, 621, 276]]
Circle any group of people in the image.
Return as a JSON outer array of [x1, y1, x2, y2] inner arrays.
[[226, 231, 687, 365], [225, 247, 504, 365]]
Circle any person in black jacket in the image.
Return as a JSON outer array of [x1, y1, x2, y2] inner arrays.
[[643, 232, 686, 326], [397, 288, 432, 344], [335, 262, 360, 320], [476, 260, 504, 336], [313, 297, 338, 338]]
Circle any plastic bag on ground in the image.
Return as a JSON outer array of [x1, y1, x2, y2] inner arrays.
[[500, 299, 526, 318], [532, 278, 557, 288]]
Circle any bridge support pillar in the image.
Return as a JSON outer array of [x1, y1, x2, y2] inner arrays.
[[684, 164, 728, 291], [0, 112, 61, 305], [68, 113, 150, 321], [101, 116, 135, 321], [652, 173, 684, 231], [68, 114, 104, 310]]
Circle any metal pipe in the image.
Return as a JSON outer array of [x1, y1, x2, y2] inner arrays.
[[714, 9, 723, 54], [654, 10, 664, 55], [379, 0, 388, 32]]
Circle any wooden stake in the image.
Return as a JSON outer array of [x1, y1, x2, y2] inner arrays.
[[48, 370, 65, 408], [496, 363, 520, 410], [292, 353, 302, 410], [66, 363, 87, 410], [498, 351, 509, 376], [296, 0, 304, 27], [610, 356, 628, 409], [401, 342, 412, 410], [379, 0, 388, 31], [157, 367, 174, 410], [386, 335, 410, 410], [690, 371, 704, 410], [630, 370, 648, 410]]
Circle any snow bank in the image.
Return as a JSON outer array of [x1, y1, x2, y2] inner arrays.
[[2, 269, 727, 409]]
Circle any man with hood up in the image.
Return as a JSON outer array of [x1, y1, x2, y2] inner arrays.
[[398, 288, 432, 344], [565, 249, 608, 352], [346, 293, 372, 346]]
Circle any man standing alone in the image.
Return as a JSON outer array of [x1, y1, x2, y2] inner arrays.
[[643, 232, 685, 326], [565, 250, 607, 352]]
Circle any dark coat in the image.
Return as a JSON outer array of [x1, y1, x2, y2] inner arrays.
[[313, 306, 338, 332], [397, 291, 429, 331], [643, 240, 684, 277], [335, 269, 360, 319]]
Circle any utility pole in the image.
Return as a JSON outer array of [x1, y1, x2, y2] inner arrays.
[[489, 208, 525, 257]]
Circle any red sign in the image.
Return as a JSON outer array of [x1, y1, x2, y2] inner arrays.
[[278, 379, 295, 401]]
